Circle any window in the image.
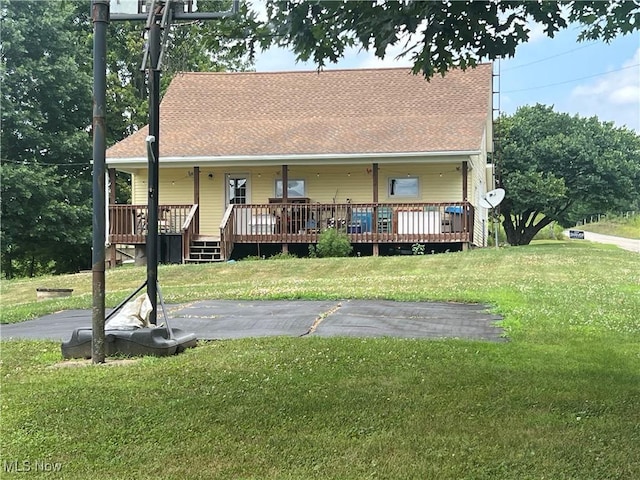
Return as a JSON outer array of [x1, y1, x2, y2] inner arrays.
[[388, 177, 419, 197], [275, 179, 305, 197], [227, 176, 248, 204]]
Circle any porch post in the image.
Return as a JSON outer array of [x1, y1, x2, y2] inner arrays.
[[462, 161, 468, 201], [193, 166, 200, 204], [108, 168, 117, 268], [282, 165, 289, 254], [282, 165, 289, 202], [193, 166, 200, 232], [108, 168, 116, 203], [372, 163, 379, 202], [372, 163, 379, 256], [462, 161, 469, 245]]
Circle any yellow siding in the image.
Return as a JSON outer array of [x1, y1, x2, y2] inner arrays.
[[130, 169, 143, 203], [286, 164, 463, 204], [197, 170, 223, 236], [468, 135, 491, 246], [129, 161, 475, 237]]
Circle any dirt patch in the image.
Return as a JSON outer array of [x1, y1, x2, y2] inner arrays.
[[50, 358, 141, 369]]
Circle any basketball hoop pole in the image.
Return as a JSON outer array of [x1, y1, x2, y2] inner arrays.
[[91, 0, 109, 363], [146, 6, 161, 325], [95, 0, 240, 331]]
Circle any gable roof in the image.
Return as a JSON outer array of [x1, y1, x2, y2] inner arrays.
[[106, 64, 492, 163]]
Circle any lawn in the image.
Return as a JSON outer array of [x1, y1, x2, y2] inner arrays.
[[1, 241, 639, 479], [579, 214, 640, 239]]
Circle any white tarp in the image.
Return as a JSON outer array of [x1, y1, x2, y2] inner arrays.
[[105, 294, 153, 330]]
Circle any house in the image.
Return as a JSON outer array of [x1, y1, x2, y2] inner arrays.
[[106, 65, 495, 263]]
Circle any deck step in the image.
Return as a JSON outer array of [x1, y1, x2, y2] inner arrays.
[[191, 242, 221, 249], [188, 239, 224, 263], [190, 245, 221, 253]]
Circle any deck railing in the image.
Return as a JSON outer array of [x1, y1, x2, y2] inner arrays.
[[222, 202, 474, 246], [108, 204, 195, 245], [110, 202, 474, 262]]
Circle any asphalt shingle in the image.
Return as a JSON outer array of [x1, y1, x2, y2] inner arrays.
[[106, 65, 493, 160]]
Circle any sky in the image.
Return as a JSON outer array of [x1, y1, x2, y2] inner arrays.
[[253, 22, 640, 133], [111, 0, 639, 132]]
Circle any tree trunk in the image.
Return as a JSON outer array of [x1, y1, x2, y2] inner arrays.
[[503, 213, 554, 246], [2, 254, 13, 280]]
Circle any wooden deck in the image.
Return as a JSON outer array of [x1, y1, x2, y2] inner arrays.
[[227, 202, 474, 245], [109, 202, 474, 261]]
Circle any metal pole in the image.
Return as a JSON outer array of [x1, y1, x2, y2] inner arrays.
[[109, 0, 239, 326], [91, 0, 109, 363], [147, 11, 161, 325]]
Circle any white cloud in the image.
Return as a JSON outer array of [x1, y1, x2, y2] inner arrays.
[[610, 85, 640, 106], [255, 47, 315, 72], [256, 40, 413, 72], [247, 0, 267, 20], [568, 48, 640, 130], [351, 44, 413, 70], [526, 4, 572, 43], [526, 21, 548, 43]]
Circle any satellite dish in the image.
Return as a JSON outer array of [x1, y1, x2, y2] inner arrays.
[[479, 188, 505, 209]]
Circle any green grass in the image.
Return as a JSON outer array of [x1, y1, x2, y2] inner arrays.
[[2, 241, 640, 479], [2, 242, 638, 342], [580, 214, 640, 239]]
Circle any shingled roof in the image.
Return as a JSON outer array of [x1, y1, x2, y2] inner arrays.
[[106, 64, 492, 161]]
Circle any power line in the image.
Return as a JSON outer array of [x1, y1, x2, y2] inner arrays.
[[501, 42, 597, 72], [1, 158, 91, 167], [503, 63, 639, 93]]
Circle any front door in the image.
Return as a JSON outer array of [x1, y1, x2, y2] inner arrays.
[[226, 175, 250, 206], [226, 174, 250, 234]]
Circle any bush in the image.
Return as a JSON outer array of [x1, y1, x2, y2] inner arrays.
[[532, 222, 565, 241], [487, 222, 507, 247], [411, 243, 425, 255], [269, 252, 298, 260], [311, 228, 353, 258]]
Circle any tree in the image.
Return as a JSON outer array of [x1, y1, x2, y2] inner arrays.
[[246, 1, 640, 78], [495, 105, 640, 246], [1, 0, 94, 277], [106, 0, 252, 145], [1, 1, 93, 167], [0, 0, 252, 277], [0, 164, 92, 277]]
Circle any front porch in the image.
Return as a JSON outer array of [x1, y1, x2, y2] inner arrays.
[[108, 202, 474, 263]]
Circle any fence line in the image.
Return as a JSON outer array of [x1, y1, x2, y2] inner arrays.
[[579, 211, 637, 225]]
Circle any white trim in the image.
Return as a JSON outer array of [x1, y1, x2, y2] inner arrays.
[[106, 150, 480, 169]]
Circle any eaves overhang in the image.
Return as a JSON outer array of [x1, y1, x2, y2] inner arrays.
[[106, 150, 481, 171]]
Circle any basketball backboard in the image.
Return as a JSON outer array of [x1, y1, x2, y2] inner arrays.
[[109, 0, 141, 15], [109, 0, 197, 15]]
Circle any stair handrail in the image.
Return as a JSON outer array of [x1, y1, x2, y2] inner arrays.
[[219, 204, 235, 260], [181, 204, 199, 262], [181, 204, 199, 231]]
